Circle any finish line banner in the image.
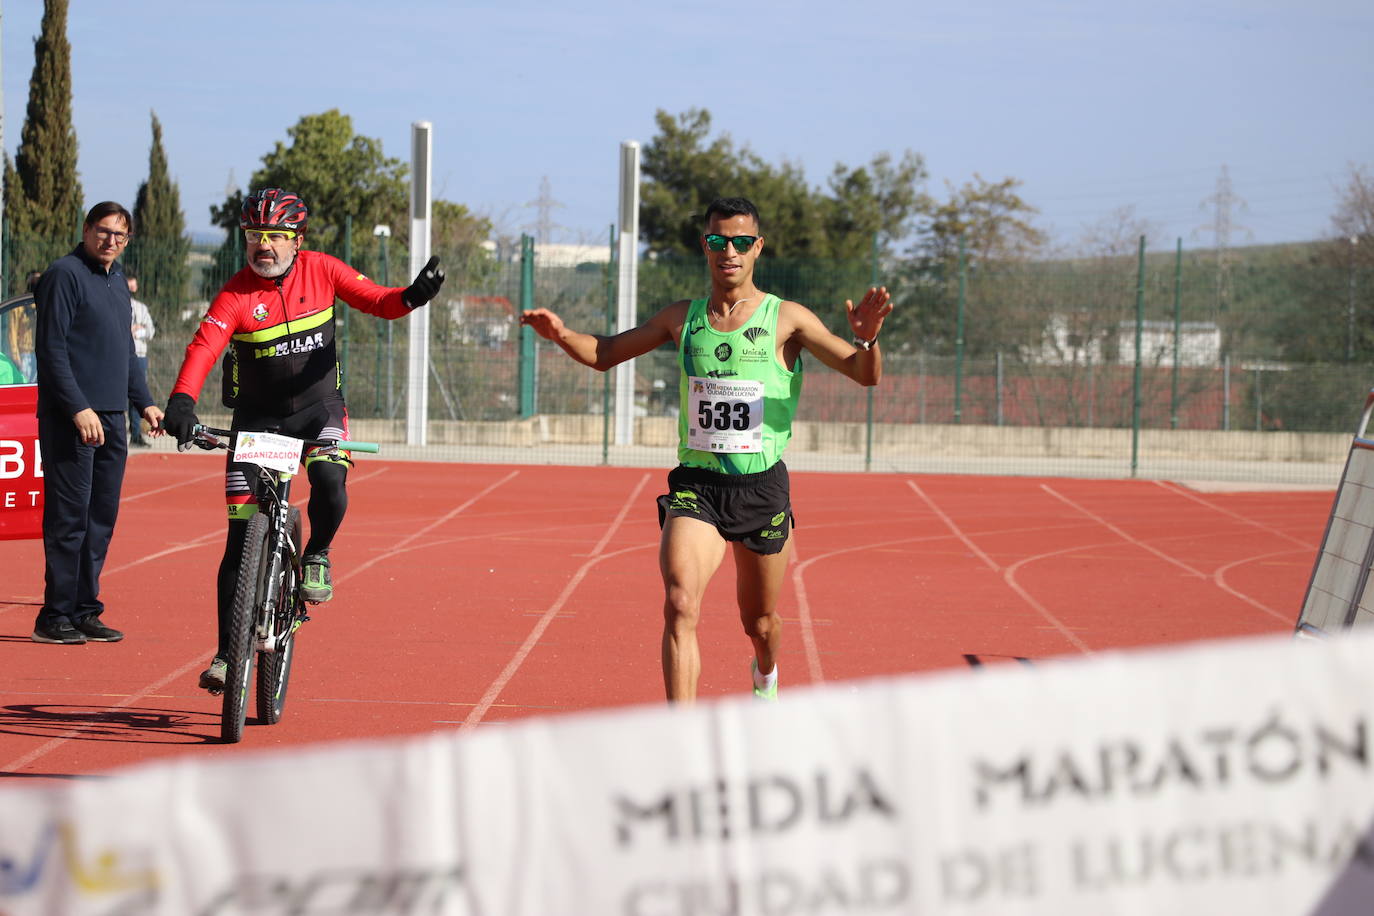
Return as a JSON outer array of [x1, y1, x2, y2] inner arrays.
[[1, 631, 1372, 915]]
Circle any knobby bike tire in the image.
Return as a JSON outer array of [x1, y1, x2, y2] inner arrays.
[[256, 506, 302, 724], [222, 513, 269, 744]]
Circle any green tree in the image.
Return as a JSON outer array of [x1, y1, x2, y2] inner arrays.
[[129, 111, 190, 329], [913, 174, 1046, 267], [4, 0, 83, 291], [887, 175, 1046, 354], [209, 109, 408, 256], [639, 108, 926, 260]]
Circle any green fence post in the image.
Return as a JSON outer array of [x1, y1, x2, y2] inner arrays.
[[865, 232, 878, 471], [1131, 235, 1145, 477], [340, 216, 351, 396], [374, 228, 391, 416], [955, 235, 966, 424], [1171, 238, 1181, 429], [604, 224, 616, 465], [518, 234, 536, 418]]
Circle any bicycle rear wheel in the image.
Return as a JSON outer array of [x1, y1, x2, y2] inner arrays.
[[222, 513, 269, 744], [256, 507, 302, 724]]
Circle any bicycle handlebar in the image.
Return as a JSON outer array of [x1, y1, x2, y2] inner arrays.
[[189, 424, 381, 454]]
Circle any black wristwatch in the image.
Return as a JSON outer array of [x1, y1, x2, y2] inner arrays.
[[853, 336, 876, 351]]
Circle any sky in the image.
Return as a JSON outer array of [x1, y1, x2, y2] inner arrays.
[[2, 0, 1371, 253]]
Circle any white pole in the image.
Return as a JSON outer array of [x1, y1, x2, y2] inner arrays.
[[406, 121, 433, 446], [614, 140, 640, 446]]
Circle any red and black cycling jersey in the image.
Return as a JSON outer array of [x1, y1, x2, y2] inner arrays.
[[171, 250, 411, 414]]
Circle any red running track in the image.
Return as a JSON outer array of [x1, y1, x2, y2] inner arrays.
[[0, 450, 1333, 784]]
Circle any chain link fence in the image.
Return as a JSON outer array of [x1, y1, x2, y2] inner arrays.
[[6, 227, 1369, 483]]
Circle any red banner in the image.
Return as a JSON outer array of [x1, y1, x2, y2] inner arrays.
[[0, 383, 42, 540]]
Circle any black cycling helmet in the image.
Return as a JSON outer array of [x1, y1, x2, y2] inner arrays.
[[240, 188, 308, 232]]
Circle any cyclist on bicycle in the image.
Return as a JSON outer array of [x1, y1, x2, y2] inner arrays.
[[162, 188, 445, 691]]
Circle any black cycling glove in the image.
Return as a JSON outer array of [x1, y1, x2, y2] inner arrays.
[[403, 256, 446, 309], [163, 393, 200, 447]]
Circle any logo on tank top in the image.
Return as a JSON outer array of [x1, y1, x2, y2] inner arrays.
[[714, 343, 732, 361], [743, 327, 769, 344], [252, 303, 269, 322], [689, 321, 705, 336]]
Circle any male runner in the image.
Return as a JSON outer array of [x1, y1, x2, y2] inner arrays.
[[520, 196, 891, 702]]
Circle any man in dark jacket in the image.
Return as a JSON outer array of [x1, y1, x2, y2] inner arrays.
[[32, 202, 165, 644]]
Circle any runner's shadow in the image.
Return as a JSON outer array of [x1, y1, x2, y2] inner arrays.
[[0, 703, 220, 745]]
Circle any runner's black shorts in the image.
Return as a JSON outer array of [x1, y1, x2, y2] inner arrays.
[[655, 461, 794, 555]]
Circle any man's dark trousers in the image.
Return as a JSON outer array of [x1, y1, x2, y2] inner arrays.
[[37, 410, 129, 628]]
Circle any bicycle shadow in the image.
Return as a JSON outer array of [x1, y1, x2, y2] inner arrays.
[[0, 703, 220, 746]]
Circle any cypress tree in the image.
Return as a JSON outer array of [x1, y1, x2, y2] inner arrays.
[[131, 111, 190, 325], [8, 0, 84, 241]]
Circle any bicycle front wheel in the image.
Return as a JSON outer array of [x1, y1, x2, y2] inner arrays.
[[222, 513, 269, 744], [256, 506, 302, 724]]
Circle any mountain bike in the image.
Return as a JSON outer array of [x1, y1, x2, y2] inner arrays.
[[188, 424, 379, 743]]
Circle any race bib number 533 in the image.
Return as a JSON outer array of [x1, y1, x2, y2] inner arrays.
[[687, 376, 764, 453]]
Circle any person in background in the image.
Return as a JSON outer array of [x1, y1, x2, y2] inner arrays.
[[521, 196, 892, 703], [31, 202, 165, 645], [126, 271, 155, 447]]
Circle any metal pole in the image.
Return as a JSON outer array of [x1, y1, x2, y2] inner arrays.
[[996, 351, 1004, 426], [954, 235, 966, 424], [406, 121, 434, 445], [614, 140, 641, 446], [1171, 237, 1181, 429], [604, 224, 616, 465], [1349, 236, 1359, 362], [1131, 235, 1145, 477], [1222, 354, 1231, 430]]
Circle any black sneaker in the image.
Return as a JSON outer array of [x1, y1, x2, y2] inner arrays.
[[32, 618, 87, 644], [199, 656, 228, 693], [73, 617, 124, 642]]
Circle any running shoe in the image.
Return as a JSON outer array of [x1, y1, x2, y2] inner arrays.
[[199, 657, 228, 694], [302, 552, 333, 603], [751, 659, 778, 701]]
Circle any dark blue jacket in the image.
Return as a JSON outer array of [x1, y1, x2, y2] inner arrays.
[[35, 244, 154, 417]]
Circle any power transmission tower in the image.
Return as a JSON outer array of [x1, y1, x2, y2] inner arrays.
[[1196, 164, 1252, 312], [526, 175, 563, 245]]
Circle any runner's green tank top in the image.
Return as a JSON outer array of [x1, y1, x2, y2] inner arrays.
[[677, 294, 803, 474]]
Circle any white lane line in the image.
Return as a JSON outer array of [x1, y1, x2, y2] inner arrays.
[[907, 480, 1093, 654], [1, 656, 208, 774], [337, 470, 521, 583], [462, 473, 650, 729]]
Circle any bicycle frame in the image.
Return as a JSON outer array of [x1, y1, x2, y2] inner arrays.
[[250, 463, 298, 655], [185, 424, 378, 742], [191, 426, 304, 653]]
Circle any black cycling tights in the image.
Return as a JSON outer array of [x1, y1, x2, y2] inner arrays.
[[214, 460, 348, 654]]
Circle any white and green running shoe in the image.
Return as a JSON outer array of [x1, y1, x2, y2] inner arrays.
[[751, 659, 778, 701]]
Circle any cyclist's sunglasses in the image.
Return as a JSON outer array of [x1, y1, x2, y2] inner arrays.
[[245, 229, 298, 244], [703, 233, 759, 253]]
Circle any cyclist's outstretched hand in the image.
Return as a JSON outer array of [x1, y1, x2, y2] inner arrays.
[[403, 256, 445, 309], [163, 393, 199, 448]]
